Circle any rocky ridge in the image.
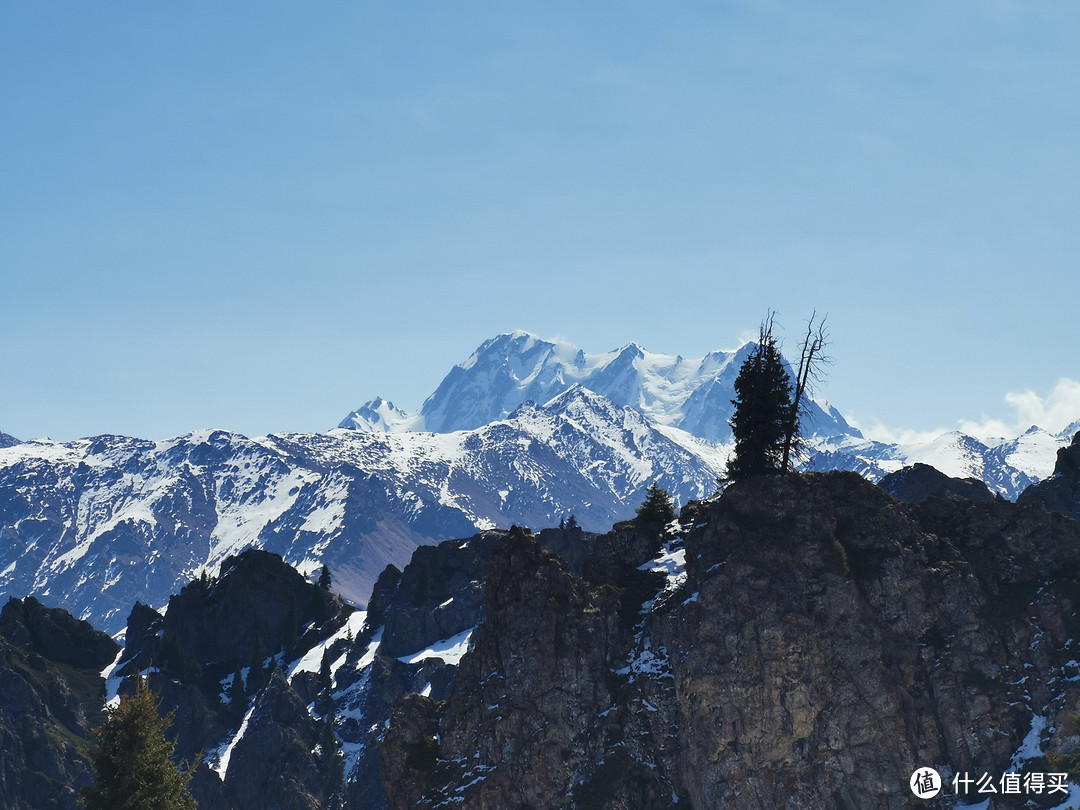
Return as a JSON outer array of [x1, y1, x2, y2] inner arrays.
[[878, 461, 998, 504], [381, 472, 1080, 808], [0, 388, 720, 635]]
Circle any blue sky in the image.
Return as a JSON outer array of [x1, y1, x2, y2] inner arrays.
[[3, 1, 1078, 443]]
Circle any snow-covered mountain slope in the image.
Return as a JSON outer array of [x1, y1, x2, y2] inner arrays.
[[805, 423, 1080, 500], [0, 390, 724, 634], [341, 330, 1075, 501], [340, 330, 854, 443], [337, 397, 420, 432]]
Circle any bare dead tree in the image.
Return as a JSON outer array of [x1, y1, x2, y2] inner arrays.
[[781, 312, 830, 473]]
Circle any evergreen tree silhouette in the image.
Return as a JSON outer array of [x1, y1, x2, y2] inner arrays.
[[726, 316, 795, 481], [636, 481, 676, 528], [80, 674, 196, 810]]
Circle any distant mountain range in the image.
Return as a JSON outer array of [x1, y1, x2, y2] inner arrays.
[[1, 330, 1077, 634], [341, 330, 1078, 498], [338, 329, 853, 441], [0, 387, 721, 634]]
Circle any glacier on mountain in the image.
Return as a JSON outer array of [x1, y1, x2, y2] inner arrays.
[[341, 330, 1071, 500], [340, 330, 853, 442]]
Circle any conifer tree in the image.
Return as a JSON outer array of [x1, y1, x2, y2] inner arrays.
[[725, 316, 795, 481], [80, 674, 197, 810], [636, 481, 676, 528], [317, 564, 332, 591]]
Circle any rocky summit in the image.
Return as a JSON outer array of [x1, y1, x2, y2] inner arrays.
[[4, 465, 1080, 808]]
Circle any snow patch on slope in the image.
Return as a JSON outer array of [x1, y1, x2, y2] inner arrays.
[[397, 626, 475, 666]]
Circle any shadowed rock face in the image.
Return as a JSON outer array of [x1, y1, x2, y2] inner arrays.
[[0, 597, 119, 810], [1019, 430, 1080, 522], [112, 548, 355, 810], [382, 526, 632, 810], [664, 473, 1080, 809], [381, 472, 1080, 810]]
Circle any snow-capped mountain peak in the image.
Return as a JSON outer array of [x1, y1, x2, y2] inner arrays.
[[336, 331, 1076, 496], [343, 331, 852, 443], [1058, 419, 1080, 442], [338, 397, 421, 433]]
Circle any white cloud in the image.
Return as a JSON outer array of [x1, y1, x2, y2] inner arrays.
[[854, 378, 1080, 446], [857, 423, 954, 446], [960, 378, 1080, 441]]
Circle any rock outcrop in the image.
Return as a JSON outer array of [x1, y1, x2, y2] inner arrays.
[[114, 548, 353, 810], [1018, 430, 1080, 522], [336, 522, 593, 809], [382, 472, 1080, 809], [879, 461, 997, 503], [0, 597, 119, 810]]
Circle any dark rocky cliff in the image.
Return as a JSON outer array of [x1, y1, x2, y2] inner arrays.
[[0, 596, 119, 810], [113, 548, 355, 810], [381, 472, 1080, 808], [879, 461, 998, 504], [1019, 430, 1080, 523]]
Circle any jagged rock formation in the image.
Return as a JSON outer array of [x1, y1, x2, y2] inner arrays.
[[224, 670, 328, 810], [879, 461, 997, 503], [1018, 431, 1080, 523], [338, 524, 598, 810], [113, 548, 354, 810], [107, 535, 557, 810], [381, 473, 1080, 809], [0, 596, 119, 810]]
